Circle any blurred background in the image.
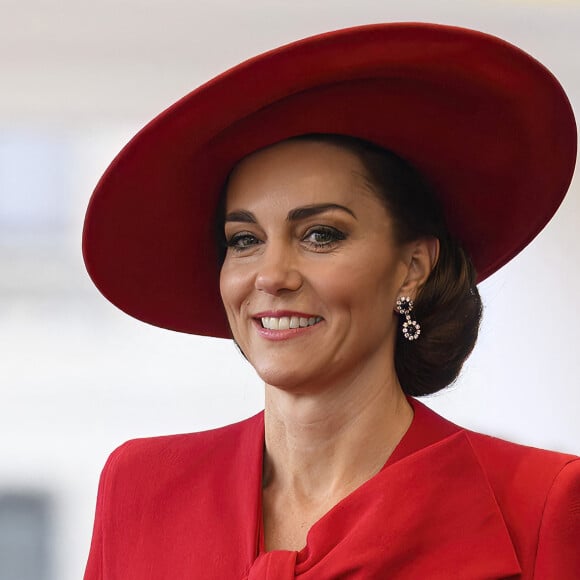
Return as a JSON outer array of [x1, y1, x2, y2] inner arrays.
[[1, 1, 579, 578]]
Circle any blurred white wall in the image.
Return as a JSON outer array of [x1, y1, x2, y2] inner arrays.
[[1, 1, 579, 579]]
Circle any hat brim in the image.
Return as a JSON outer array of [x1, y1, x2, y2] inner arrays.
[[83, 22, 577, 338]]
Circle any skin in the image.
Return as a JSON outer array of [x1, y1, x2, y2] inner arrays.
[[219, 140, 439, 551]]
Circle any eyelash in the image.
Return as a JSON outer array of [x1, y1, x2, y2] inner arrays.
[[226, 232, 261, 252], [225, 226, 347, 253], [302, 226, 347, 251]]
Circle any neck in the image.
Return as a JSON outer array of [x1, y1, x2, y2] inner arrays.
[[263, 370, 413, 501]]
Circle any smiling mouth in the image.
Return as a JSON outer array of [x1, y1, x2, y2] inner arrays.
[[259, 316, 323, 330]]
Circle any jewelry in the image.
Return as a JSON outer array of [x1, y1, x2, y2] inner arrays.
[[395, 296, 421, 341]]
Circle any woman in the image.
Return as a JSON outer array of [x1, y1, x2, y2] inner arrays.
[[83, 23, 579, 578]]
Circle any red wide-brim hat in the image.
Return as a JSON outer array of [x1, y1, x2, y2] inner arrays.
[[83, 22, 576, 338]]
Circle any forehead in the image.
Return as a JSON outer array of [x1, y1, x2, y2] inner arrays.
[[225, 139, 377, 210]]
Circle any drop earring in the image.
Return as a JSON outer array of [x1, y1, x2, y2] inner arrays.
[[395, 296, 421, 341]]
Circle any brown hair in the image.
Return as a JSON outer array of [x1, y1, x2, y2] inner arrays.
[[289, 134, 483, 396]]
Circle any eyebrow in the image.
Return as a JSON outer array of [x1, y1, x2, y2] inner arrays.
[[224, 203, 357, 223], [224, 209, 256, 223]]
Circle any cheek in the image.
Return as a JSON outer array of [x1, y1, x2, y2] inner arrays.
[[319, 257, 405, 318], [219, 262, 252, 317], [219, 263, 236, 314]]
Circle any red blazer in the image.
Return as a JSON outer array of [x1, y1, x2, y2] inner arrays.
[[84, 399, 580, 579]]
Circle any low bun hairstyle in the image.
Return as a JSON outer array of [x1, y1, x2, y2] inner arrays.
[[290, 134, 483, 396]]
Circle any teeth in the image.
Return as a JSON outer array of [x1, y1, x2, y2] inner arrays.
[[261, 316, 321, 330]]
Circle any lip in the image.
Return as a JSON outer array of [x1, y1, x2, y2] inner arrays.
[[252, 310, 324, 341]]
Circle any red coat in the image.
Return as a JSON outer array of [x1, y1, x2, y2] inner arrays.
[[84, 399, 580, 579]]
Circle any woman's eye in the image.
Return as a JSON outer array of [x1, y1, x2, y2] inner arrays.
[[303, 226, 346, 249], [226, 233, 261, 251]]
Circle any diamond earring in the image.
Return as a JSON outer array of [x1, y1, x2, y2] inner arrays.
[[395, 296, 421, 341]]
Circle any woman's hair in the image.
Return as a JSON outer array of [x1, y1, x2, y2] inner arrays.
[[216, 133, 483, 396]]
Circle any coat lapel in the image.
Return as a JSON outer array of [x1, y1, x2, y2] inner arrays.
[[294, 430, 522, 578], [242, 400, 522, 579]]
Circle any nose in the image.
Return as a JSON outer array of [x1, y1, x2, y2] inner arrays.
[[254, 240, 303, 295]]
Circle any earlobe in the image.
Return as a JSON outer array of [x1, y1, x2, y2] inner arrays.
[[398, 237, 440, 299]]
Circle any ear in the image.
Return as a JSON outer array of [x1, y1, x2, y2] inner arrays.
[[397, 237, 440, 299]]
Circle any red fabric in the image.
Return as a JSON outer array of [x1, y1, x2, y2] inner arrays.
[[84, 399, 580, 579]]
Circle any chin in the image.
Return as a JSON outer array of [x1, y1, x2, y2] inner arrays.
[[252, 359, 316, 392], [256, 368, 305, 391]]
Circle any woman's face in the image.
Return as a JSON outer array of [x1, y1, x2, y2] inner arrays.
[[219, 139, 414, 391]]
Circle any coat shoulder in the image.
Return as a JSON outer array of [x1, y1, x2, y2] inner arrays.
[[85, 417, 264, 579], [464, 429, 578, 491], [109, 412, 263, 470], [99, 412, 264, 500], [463, 430, 580, 578]]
